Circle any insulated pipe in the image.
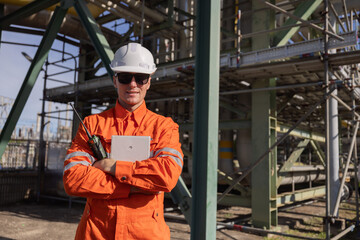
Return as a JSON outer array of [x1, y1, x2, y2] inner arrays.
[[279, 172, 325, 185], [235, 93, 251, 183], [89, 0, 144, 24], [329, 87, 340, 217], [219, 109, 234, 176], [3, 5, 120, 46], [118, 0, 164, 22], [117, 0, 182, 31]]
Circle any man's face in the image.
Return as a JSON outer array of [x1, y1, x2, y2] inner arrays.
[[113, 72, 151, 112]]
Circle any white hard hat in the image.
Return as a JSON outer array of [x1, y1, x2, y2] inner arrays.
[[110, 43, 157, 74]]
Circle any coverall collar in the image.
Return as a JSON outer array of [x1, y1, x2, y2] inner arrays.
[[115, 100, 147, 125]]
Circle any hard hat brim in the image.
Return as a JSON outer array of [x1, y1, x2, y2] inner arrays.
[[111, 66, 156, 75]]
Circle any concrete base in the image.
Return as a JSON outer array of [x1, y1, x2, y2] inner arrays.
[[323, 218, 346, 236]]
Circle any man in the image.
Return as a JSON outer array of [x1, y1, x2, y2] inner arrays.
[[63, 42, 183, 239]]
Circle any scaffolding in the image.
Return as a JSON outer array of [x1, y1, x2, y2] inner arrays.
[[0, 0, 360, 239]]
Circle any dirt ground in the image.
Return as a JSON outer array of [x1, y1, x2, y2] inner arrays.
[[0, 197, 359, 240]]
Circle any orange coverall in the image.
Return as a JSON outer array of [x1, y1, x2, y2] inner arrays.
[[63, 101, 183, 239]]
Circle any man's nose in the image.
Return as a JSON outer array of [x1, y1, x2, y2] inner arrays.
[[129, 76, 137, 87]]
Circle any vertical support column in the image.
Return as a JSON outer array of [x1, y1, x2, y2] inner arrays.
[[0, 4, 4, 47], [71, 42, 93, 138], [269, 79, 277, 226], [251, 79, 277, 228], [251, 0, 277, 229], [190, 0, 220, 239], [324, 0, 331, 238], [0, 5, 68, 158]]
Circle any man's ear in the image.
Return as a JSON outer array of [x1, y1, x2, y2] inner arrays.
[[113, 75, 117, 88]]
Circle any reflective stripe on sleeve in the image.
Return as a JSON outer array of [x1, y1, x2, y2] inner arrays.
[[63, 161, 91, 173], [65, 151, 95, 164], [158, 154, 183, 169], [154, 147, 183, 169]]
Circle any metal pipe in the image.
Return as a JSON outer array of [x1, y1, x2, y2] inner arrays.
[[89, 0, 143, 23], [217, 88, 335, 203], [140, 0, 145, 45], [37, 57, 48, 202], [46, 69, 73, 77], [217, 222, 320, 240], [165, 213, 323, 240], [330, 93, 360, 118], [221, 81, 324, 95], [330, 225, 355, 240], [329, 1, 346, 32], [332, 120, 359, 216], [47, 77, 72, 85], [341, 0, 351, 31], [263, 1, 344, 41], [240, 20, 323, 39]]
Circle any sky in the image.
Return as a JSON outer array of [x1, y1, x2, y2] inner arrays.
[[0, 30, 80, 134], [0, 15, 131, 137]]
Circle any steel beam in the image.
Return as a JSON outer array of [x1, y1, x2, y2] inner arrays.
[[277, 139, 310, 188], [218, 169, 250, 197], [170, 176, 192, 225], [191, 0, 220, 238], [0, 0, 61, 28], [219, 100, 247, 118], [273, 0, 322, 46], [310, 140, 326, 166], [217, 193, 251, 208], [0, 5, 68, 159], [219, 185, 326, 208], [277, 186, 325, 206], [73, 0, 114, 79]]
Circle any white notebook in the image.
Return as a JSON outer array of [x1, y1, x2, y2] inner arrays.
[[110, 136, 150, 162]]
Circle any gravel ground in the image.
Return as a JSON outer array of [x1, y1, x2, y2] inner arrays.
[[0, 197, 359, 240]]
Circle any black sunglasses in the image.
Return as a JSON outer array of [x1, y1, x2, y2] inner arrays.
[[115, 72, 150, 85]]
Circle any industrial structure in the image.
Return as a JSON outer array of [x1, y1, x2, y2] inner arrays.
[[0, 0, 360, 239]]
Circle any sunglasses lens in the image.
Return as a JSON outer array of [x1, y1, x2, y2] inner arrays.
[[117, 73, 133, 84], [117, 73, 150, 85], [134, 74, 150, 85]]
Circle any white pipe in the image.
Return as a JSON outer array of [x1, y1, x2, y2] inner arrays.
[[329, 88, 340, 217]]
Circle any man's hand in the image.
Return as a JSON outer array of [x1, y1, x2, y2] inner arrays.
[[92, 158, 116, 175]]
